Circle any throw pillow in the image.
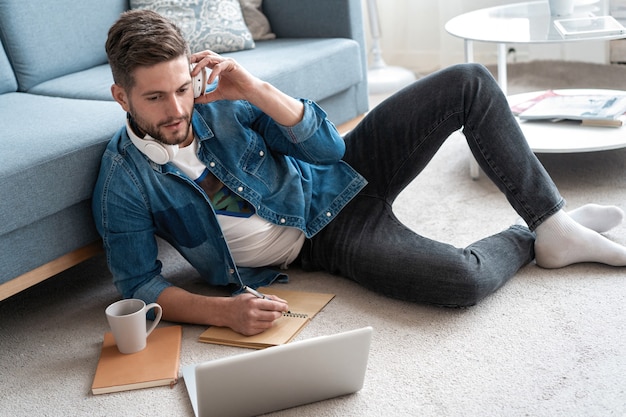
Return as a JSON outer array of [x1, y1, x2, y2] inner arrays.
[[239, 0, 275, 40], [130, 0, 255, 53]]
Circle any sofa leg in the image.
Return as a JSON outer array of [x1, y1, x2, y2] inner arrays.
[[0, 241, 103, 301]]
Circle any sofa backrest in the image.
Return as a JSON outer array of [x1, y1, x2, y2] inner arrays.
[[0, 0, 129, 92], [0, 39, 17, 94]]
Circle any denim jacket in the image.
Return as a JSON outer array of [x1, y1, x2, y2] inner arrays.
[[92, 98, 367, 305]]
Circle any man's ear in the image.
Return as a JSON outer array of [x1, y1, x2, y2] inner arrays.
[[111, 84, 130, 112]]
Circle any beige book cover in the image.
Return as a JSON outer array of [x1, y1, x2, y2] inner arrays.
[[91, 325, 182, 395], [198, 288, 335, 349]]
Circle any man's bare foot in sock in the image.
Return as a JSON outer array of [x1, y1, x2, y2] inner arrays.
[[567, 203, 624, 234], [518, 204, 624, 232], [534, 209, 626, 268]]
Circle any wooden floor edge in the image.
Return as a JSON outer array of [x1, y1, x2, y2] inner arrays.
[[337, 114, 365, 136], [0, 241, 103, 301]]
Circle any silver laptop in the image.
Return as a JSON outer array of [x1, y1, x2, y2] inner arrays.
[[182, 327, 373, 417]]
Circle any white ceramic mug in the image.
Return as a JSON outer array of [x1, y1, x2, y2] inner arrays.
[[549, 0, 574, 16], [105, 299, 162, 354]]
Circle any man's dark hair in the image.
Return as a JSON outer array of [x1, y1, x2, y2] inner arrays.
[[106, 9, 190, 90]]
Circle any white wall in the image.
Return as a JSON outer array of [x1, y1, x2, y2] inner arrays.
[[362, 0, 612, 74]]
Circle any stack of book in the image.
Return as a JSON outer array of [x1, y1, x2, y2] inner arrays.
[[553, 16, 625, 38], [91, 325, 182, 395], [510, 90, 626, 127]]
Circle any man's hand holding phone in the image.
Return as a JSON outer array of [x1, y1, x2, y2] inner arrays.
[[189, 50, 304, 127], [190, 50, 260, 104]]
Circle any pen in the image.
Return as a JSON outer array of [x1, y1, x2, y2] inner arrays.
[[243, 286, 291, 314], [243, 285, 269, 299]]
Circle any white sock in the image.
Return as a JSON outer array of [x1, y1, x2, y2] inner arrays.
[[535, 209, 626, 268], [568, 204, 624, 233]]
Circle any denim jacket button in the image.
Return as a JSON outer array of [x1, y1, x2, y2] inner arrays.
[[326, 211, 332, 217], [229, 268, 235, 274], [280, 218, 286, 224], [259, 151, 264, 157], [237, 186, 244, 192], [209, 162, 216, 167]]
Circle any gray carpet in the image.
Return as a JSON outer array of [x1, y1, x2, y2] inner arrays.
[[1, 61, 625, 416], [491, 59, 626, 93]]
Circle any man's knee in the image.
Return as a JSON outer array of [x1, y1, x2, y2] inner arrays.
[[449, 62, 493, 80], [437, 264, 505, 307]]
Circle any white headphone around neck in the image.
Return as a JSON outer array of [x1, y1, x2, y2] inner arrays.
[[126, 65, 208, 165]]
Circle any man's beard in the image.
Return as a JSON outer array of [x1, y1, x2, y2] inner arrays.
[[128, 107, 193, 147]]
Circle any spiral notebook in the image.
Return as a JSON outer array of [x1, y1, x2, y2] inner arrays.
[[198, 288, 335, 349]]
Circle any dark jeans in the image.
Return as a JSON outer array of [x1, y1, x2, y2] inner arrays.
[[302, 64, 564, 307]]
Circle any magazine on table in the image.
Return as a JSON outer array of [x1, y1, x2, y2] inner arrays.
[[554, 16, 626, 38], [510, 90, 626, 127]]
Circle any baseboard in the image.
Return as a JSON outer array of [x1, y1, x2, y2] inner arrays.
[[0, 241, 103, 301]]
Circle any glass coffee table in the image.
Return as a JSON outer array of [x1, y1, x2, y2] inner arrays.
[[445, 0, 625, 95], [445, 1, 626, 177]]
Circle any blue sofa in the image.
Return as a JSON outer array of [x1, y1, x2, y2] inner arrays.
[[0, 0, 368, 299]]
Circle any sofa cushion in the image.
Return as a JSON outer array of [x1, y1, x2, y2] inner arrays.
[[130, 0, 254, 53], [28, 65, 116, 101], [0, 0, 128, 91], [226, 38, 363, 101], [0, 40, 17, 94], [0, 93, 125, 238]]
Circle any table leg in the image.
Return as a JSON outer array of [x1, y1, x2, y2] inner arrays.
[[468, 145, 480, 179], [463, 40, 481, 180], [464, 39, 474, 63], [497, 43, 508, 96], [466, 42, 509, 179]]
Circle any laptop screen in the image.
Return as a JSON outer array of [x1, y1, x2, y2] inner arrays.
[[183, 327, 373, 417]]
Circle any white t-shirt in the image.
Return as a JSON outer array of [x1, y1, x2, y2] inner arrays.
[[171, 139, 305, 269]]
